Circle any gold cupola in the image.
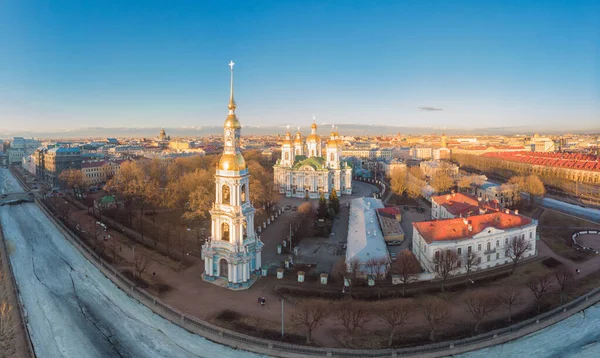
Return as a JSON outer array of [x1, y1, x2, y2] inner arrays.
[[307, 117, 320, 143], [218, 61, 247, 171], [294, 127, 303, 145]]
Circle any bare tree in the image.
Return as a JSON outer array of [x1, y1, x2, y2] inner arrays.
[[463, 251, 479, 287], [333, 257, 361, 296], [134, 253, 152, 279], [506, 236, 532, 274], [335, 300, 371, 346], [391, 250, 421, 297], [291, 300, 329, 344], [464, 290, 500, 333], [554, 267, 575, 303], [433, 250, 460, 291], [526, 274, 553, 314], [377, 299, 413, 346], [421, 297, 450, 341], [107, 238, 120, 264], [498, 286, 521, 323]]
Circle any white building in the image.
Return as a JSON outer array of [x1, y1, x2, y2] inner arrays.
[[346, 197, 390, 277], [419, 160, 459, 178], [382, 158, 407, 177], [412, 211, 537, 274], [273, 123, 352, 199], [21, 154, 36, 175], [341, 147, 393, 160], [201, 62, 263, 290], [409, 147, 433, 160], [474, 181, 520, 207]]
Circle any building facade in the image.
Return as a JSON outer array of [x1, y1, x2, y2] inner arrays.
[[412, 211, 537, 274], [36, 147, 82, 187], [273, 123, 352, 199], [201, 62, 263, 290], [81, 160, 123, 185]]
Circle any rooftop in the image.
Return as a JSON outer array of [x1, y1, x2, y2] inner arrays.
[[413, 211, 533, 244], [482, 151, 600, 172], [347, 197, 389, 264]]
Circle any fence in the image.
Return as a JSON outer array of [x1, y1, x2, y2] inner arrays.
[[0, 223, 37, 358], [34, 197, 600, 357]]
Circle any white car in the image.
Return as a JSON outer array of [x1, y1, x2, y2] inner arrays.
[[390, 253, 397, 261]]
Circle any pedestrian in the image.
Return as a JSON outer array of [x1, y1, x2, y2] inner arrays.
[[576, 269, 581, 274], [261, 297, 266, 306]]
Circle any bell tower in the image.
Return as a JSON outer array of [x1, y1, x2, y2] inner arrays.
[[202, 61, 263, 289], [280, 125, 294, 167]]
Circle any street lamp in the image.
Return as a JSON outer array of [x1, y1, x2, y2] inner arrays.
[[280, 297, 285, 338]]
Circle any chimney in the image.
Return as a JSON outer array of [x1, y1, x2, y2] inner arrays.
[[514, 209, 519, 215], [468, 224, 473, 232], [505, 209, 509, 214], [452, 192, 456, 197], [463, 218, 468, 225], [478, 197, 482, 202]]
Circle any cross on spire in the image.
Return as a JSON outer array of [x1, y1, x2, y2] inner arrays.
[[229, 60, 235, 71], [228, 61, 236, 112]]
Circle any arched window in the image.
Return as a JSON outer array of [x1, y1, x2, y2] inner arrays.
[[221, 222, 230, 241], [222, 185, 230, 204], [241, 183, 246, 202], [330, 153, 334, 161], [312, 150, 315, 157], [285, 152, 289, 160]]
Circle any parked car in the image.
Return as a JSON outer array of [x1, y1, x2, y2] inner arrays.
[[390, 253, 397, 262], [292, 206, 298, 211], [386, 240, 402, 246]]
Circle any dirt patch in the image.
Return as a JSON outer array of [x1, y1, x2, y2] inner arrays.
[[212, 309, 307, 345], [537, 210, 600, 262]]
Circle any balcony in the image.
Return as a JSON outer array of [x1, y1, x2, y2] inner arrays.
[[483, 248, 496, 255]]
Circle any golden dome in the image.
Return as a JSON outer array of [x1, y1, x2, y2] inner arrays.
[[218, 152, 246, 171], [294, 138, 303, 145], [307, 134, 320, 142], [311, 122, 318, 130], [224, 114, 241, 129]]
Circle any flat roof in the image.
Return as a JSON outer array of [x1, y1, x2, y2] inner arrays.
[[346, 197, 389, 264]]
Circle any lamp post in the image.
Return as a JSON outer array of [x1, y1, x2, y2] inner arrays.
[[280, 297, 285, 338]]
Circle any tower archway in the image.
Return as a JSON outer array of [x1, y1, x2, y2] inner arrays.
[[222, 184, 230, 204], [221, 222, 230, 241], [219, 259, 228, 278]]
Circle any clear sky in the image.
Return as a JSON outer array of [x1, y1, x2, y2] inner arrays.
[[1, 0, 598, 133]]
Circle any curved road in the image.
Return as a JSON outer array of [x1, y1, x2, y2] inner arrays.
[[0, 168, 262, 358]]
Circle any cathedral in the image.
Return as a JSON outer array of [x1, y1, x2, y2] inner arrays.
[[273, 122, 352, 199], [201, 62, 263, 289]]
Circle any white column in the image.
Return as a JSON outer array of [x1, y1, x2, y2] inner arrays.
[[205, 256, 210, 276], [208, 257, 214, 275], [255, 251, 262, 270], [233, 264, 238, 283], [228, 263, 233, 282]]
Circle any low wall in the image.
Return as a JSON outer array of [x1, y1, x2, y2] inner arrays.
[[0, 222, 36, 358], [572, 230, 600, 253], [35, 197, 600, 357]]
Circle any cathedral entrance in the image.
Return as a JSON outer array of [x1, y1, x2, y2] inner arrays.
[[219, 259, 229, 279]]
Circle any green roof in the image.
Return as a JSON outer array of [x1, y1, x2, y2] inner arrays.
[[99, 195, 115, 204], [292, 156, 327, 170]]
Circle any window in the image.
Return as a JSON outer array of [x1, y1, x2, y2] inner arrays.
[[496, 240, 499, 247], [477, 244, 481, 251], [486, 242, 491, 251], [487, 255, 490, 262], [221, 185, 230, 204], [468, 246, 472, 254], [457, 261, 462, 268], [434, 251, 440, 260], [457, 248, 462, 255], [530, 232, 533, 239], [330, 153, 334, 161], [285, 152, 289, 160], [496, 253, 500, 260], [505, 238, 508, 245]]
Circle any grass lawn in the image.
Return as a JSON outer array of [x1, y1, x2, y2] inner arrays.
[[536, 209, 600, 262]]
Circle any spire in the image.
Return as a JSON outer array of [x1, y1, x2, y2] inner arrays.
[[228, 61, 236, 114]]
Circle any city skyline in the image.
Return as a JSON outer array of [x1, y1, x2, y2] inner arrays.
[[1, 0, 599, 132]]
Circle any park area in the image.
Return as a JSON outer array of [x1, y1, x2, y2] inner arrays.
[[12, 157, 600, 349]]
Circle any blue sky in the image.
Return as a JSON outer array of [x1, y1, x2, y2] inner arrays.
[[0, 0, 598, 132]]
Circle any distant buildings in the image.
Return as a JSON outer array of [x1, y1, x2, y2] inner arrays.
[[36, 147, 82, 187], [273, 123, 352, 198], [474, 181, 520, 207], [419, 160, 459, 178], [7, 137, 40, 164], [81, 160, 123, 185], [482, 151, 600, 184], [431, 192, 502, 220]]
